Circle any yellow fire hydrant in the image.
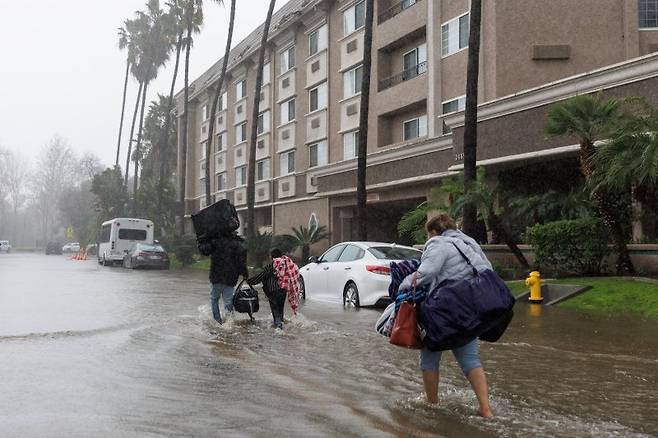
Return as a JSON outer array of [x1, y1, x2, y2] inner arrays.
[[525, 271, 543, 303]]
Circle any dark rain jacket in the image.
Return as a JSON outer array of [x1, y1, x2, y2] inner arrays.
[[207, 234, 248, 286], [247, 263, 284, 300]]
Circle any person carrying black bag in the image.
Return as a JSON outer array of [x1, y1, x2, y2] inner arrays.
[[247, 248, 287, 329], [198, 232, 248, 324]]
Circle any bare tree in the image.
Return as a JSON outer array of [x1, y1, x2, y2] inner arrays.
[[32, 136, 77, 242], [1, 150, 29, 241]]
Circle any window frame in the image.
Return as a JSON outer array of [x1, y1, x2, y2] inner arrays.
[[403, 115, 428, 141], [216, 172, 227, 191], [235, 165, 247, 187], [279, 150, 296, 176], [343, 64, 363, 99], [640, 0, 658, 28], [309, 24, 328, 56], [308, 141, 327, 168], [236, 79, 247, 100], [343, 1, 366, 35], [256, 158, 271, 181], [280, 98, 296, 124], [441, 12, 470, 58], [217, 92, 228, 111], [442, 95, 466, 115], [280, 46, 296, 74], [257, 110, 271, 135], [236, 122, 247, 143], [308, 82, 327, 113], [343, 130, 359, 160]]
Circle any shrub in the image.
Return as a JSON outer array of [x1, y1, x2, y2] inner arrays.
[[171, 234, 197, 266], [526, 218, 610, 276]]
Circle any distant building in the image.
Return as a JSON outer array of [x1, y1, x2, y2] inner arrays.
[[176, 0, 658, 246]]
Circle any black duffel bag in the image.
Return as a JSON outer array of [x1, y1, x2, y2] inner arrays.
[[192, 199, 240, 243], [233, 281, 259, 320]]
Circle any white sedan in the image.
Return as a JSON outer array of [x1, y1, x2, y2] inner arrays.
[[300, 242, 422, 307]]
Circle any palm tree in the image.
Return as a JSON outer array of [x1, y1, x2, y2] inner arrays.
[[123, 16, 146, 188], [157, 0, 186, 211], [246, 0, 276, 239], [546, 94, 635, 274], [354, 0, 375, 241], [591, 100, 658, 240], [285, 225, 331, 263], [116, 22, 138, 170], [204, 0, 236, 206], [179, 0, 204, 234], [131, 0, 173, 216], [461, 0, 482, 238], [398, 170, 530, 269]]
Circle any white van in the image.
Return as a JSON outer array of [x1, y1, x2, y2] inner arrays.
[[98, 218, 154, 266]]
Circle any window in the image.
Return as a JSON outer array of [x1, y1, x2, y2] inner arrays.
[[236, 79, 247, 100], [236, 122, 247, 143], [368, 246, 422, 260], [403, 115, 428, 141], [401, 0, 417, 9], [215, 131, 226, 152], [217, 92, 228, 111], [257, 111, 270, 135], [344, 1, 365, 35], [308, 141, 327, 168], [343, 65, 363, 98], [217, 173, 227, 191], [309, 24, 328, 56], [100, 224, 111, 242], [309, 82, 327, 112], [640, 0, 658, 27], [279, 150, 295, 176], [338, 244, 365, 262], [262, 62, 271, 85], [280, 46, 295, 74], [442, 95, 466, 114], [441, 13, 469, 57], [280, 98, 296, 123], [403, 43, 427, 78], [201, 104, 209, 121], [343, 130, 358, 160], [118, 229, 147, 241], [200, 140, 207, 160], [321, 244, 346, 262], [235, 166, 247, 186], [257, 159, 271, 181]]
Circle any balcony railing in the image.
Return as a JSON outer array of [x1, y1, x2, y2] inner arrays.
[[378, 0, 421, 25], [378, 61, 427, 91]]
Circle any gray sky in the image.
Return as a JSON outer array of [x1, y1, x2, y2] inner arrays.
[[0, 0, 283, 168]]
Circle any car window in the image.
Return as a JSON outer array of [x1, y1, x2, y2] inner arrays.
[[337, 245, 364, 262], [320, 245, 346, 263], [368, 246, 422, 260]]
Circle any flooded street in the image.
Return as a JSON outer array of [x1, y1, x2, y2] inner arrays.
[[1, 253, 656, 437]]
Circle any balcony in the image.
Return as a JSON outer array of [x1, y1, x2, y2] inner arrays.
[[378, 0, 422, 25], [378, 61, 427, 91]]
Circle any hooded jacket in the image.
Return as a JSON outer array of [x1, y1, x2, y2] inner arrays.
[[207, 234, 248, 286]]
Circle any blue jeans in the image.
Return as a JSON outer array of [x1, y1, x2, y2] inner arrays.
[[210, 283, 235, 323], [420, 339, 482, 375]]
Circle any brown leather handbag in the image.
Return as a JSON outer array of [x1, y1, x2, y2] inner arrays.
[[390, 275, 423, 349]]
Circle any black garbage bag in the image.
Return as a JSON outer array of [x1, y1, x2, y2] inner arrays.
[[192, 199, 240, 243]]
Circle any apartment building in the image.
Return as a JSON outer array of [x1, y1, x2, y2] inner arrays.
[[176, 0, 658, 246]]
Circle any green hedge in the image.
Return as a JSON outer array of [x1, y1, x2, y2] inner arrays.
[[526, 218, 610, 276]]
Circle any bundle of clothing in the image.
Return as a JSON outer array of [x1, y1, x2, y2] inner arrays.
[[273, 255, 301, 315], [377, 257, 514, 351]]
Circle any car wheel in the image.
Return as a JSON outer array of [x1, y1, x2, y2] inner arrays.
[[343, 282, 360, 308], [299, 276, 306, 300]]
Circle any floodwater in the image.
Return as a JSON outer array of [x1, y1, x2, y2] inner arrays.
[[0, 253, 656, 437]]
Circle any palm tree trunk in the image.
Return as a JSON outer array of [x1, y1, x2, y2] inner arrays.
[[488, 212, 530, 270], [179, 26, 193, 235], [133, 81, 149, 217], [302, 245, 310, 264], [205, 0, 236, 207], [116, 58, 131, 168], [355, 0, 375, 241], [247, 0, 276, 239], [125, 81, 144, 188], [462, 0, 482, 239], [158, 33, 183, 212]]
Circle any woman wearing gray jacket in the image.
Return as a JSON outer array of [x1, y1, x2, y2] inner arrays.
[[399, 212, 494, 418]]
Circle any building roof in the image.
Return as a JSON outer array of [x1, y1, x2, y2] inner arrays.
[[177, 0, 317, 104]]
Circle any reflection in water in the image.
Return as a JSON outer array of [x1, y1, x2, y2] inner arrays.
[[0, 253, 656, 437]]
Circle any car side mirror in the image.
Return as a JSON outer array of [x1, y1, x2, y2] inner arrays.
[[308, 256, 319, 263]]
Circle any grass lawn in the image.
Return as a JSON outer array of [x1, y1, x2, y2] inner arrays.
[[507, 277, 658, 319]]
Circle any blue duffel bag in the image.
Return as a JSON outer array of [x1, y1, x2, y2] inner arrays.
[[418, 243, 515, 352]]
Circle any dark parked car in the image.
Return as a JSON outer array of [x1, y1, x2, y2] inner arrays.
[[45, 241, 63, 255], [123, 243, 170, 270]]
